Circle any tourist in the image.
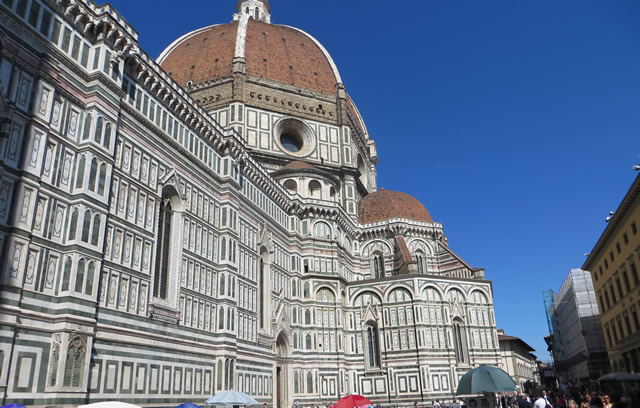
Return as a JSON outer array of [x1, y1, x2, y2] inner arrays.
[[602, 395, 612, 408], [534, 393, 547, 408], [589, 396, 603, 408], [580, 394, 591, 408], [567, 400, 578, 408], [434, 400, 441, 408]]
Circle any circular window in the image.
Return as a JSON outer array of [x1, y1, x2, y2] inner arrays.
[[274, 118, 315, 157], [280, 133, 303, 153]]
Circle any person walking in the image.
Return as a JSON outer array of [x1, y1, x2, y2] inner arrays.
[[534, 393, 547, 408]]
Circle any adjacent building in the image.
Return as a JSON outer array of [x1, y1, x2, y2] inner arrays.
[[583, 173, 640, 374], [496, 330, 538, 390], [0, 0, 501, 406], [544, 270, 608, 382]]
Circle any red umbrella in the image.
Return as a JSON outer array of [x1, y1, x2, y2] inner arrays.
[[335, 395, 373, 408]]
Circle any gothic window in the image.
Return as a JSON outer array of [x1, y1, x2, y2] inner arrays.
[[75, 156, 85, 188], [63, 337, 86, 387], [85, 262, 95, 295], [453, 319, 468, 363], [415, 250, 426, 273], [91, 215, 100, 246], [48, 343, 60, 386], [74, 259, 85, 293], [354, 291, 382, 306], [305, 309, 311, 325], [447, 289, 465, 303], [388, 287, 412, 303], [372, 253, 384, 278], [153, 196, 173, 300], [365, 324, 380, 368], [97, 163, 106, 195], [292, 281, 297, 297], [88, 158, 97, 191], [219, 274, 226, 296], [61, 257, 72, 291], [81, 210, 91, 242], [221, 237, 226, 260], [94, 117, 103, 143], [306, 333, 312, 349], [293, 333, 298, 349], [68, 209, 78, 240], [259, 257, 265, 329], [103, 122, 111, 147], [294, 371, 299, 393], [82, 113, 92, 140], [218, 307, 225, 330], [306, 371, 313, 393], [303, 282, 310, 298], [255, 7, 260, 20], [217, 360, 223, 390]]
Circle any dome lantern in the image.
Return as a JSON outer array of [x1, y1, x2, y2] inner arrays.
[[234, 0, 271, 23]]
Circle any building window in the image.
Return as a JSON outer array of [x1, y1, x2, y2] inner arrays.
[[259, 258, 265, 328], [453, 319, 468, 363], [372, 253, 384, 278], [632, 221, 638, 235], [63, 337, 86, 387], [415, 251, 426, 273], [154, 198, 173, 300], [365, 324, 380, 368]]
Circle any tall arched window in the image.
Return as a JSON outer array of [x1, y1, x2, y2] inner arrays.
[[75, 259, 86, 293], [63, 337, 86, 387], [154, 197, 173, 299], [62, 258, 72, 292], [259, 257, 265, 329], [372, 253, 384, 278], [219, 274, 226, 297], [97, 163, 107, 195], [68, 209, 78, 241], [453, 319, 468, 363], [75, 156, 85, 189], [305, 309, 311, 325], [294, 371, 299, 393], [218, 307, 225, 330], [86, 262, 95, 295], [81, 210, 91, 242], [94, 116, 103, 143], [82, 113, 92, 141], [305, 334, 312, 349], [366, 324, 380, 368], [91, 215, 100, 246], [306, 371, 313, 393], [88, 158, 98, 191], [103, 122, 111, 147], [216, 360, 223, 390], [415, 251, 426, 273]]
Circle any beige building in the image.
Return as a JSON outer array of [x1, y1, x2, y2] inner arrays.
[[583, 173, 640, 373], [497, 330, 538, 390]]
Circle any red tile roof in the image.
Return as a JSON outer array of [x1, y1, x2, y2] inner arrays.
[[359, 189, 433, 224]]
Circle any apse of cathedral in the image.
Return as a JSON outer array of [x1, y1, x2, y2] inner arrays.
[[0, 0, 501, 406]]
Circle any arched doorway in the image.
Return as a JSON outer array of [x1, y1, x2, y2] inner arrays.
[[275, 331, 291, 408]]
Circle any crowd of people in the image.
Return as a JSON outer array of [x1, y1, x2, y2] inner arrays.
[[504, 386, 640, 408]]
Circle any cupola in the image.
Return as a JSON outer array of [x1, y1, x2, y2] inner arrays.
[[234, 0, 271, 23]]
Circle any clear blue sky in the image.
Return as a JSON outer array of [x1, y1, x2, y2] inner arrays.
[[108, 0, 640, 361]]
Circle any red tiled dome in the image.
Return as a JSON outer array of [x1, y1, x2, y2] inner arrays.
[[281, 160, 316, 170], [158, 19, 340, 95], [359, 189, 433, 224]]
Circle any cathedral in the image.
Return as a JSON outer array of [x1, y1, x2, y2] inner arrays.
[[0, 0, 502, 406]]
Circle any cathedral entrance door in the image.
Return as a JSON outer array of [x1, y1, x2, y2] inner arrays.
[[275, 332, 290, 408]]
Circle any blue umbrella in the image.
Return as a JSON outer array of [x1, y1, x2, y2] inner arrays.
[[205, 390, 259, 406], [2, 404, 27, 408], [176, 404, 202, 408]]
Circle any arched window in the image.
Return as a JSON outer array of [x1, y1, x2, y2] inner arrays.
[[88, 158, 98, 191], [216, 360, 223, 390], [75, 156, 85, 189], [329, 187, 336, 201], [218, 307, 225, 330], [227, 308, 232, 330], [293, 371, 299, 393], [306, 371, 313, 393], [97, 163, 107, 195], [303, 282, 310, 298], [91, 215, 100, 246], [313, 221, 331, 239], [103, 122, 111, 147], [284, 179, 297, 195], [305, 309, 311, 325], [220, 237, 226, 260], [81, 210, 91, 242], [154, 197, 173, 300], [259, 257, 264, 329], [372, 253, 384, 278], [82, 113, 92, 141], [292, 281, 297, 297], [219, 274, 226, 297], [308, 180, 321, 199], [75, 259, 86, 293], [453, 319, 468, 363], [316, 288, 336, 303], [415, 250, 426, 273], [293, 333, 298, 349], [306, 333, 312, 349], [86, 262, 95, 295], [94, 116, 103, 143], [62, 258, 72, 291], [63, 337, 86, 387], [366, 324, 380, 368], [68, 209, 78, 241], [254, 7, 260, 20]]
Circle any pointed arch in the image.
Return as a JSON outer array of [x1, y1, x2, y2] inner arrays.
[[63, 336, 86, 387]]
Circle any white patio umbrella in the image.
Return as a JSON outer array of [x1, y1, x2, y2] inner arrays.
[[205, 390, 260, 406], [79, 403, 142, 408]]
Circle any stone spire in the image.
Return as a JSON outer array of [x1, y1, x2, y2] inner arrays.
[[234, 0, 271, 23]]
